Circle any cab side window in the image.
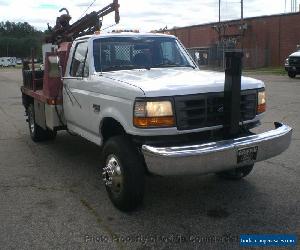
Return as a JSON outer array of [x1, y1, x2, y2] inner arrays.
[[70, 42, 89, 77]]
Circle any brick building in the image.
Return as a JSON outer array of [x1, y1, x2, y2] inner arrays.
[[166, 12, 300, 69]]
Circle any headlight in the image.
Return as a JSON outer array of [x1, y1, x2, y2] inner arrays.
[[133, 100, 175, 128], [285, 58, 289, 66], [257, 90, 266, 114]]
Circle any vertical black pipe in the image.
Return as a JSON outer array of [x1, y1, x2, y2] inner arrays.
[[223, 51, 243, 139]]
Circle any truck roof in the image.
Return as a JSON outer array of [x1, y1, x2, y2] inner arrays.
[[74, 32, 175, 41]]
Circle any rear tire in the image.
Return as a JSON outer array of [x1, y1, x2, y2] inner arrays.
[[288, 71, 296, 78], [27, 104, 56, 142], [216, 164, 254, 180], [102, 136, 145, 212]]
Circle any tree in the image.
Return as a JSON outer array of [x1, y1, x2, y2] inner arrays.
[[0, 21, 44, 60]]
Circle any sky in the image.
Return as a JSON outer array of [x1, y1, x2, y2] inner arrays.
[[0, 0, 298, 32]]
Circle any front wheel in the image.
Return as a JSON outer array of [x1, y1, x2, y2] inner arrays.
[[102, 136, 145, 212], [288, 71, 296, 78], [216, 164, 254, 180]]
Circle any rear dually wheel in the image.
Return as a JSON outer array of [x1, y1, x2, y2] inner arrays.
[[27, 104, 56, 142]]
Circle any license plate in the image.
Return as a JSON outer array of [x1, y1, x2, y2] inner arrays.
[[237, 146, 258, 164]]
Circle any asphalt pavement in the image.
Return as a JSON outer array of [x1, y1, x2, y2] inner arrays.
[[0, 69, 299, 249]]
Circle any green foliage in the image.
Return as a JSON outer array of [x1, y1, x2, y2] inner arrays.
[[244, 67, 287, 76], [0, 21, 44, 60]]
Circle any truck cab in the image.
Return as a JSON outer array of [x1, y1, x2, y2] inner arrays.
[[21, 32, 292, 211]]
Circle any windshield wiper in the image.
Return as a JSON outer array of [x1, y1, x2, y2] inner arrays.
[[152, 63, 178, 68], [183, 64, 196, 69], [152, 63, 195, 69], [102, 65, 150, 72]]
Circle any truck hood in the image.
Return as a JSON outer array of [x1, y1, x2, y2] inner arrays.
[[290, 51, 300, 57], [102, 68, 264, 97]]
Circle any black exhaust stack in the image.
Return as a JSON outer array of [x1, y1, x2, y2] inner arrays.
[[223, 51, 243, 139]]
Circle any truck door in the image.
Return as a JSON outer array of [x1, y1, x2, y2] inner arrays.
[[63, 41, 91, 134]]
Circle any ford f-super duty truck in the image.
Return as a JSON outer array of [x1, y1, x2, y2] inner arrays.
[[21, 32, 292, 211]]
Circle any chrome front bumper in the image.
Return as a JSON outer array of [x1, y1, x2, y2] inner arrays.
[[142, 123, 292, 176]]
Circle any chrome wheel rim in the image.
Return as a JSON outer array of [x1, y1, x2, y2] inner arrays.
[[28, 110, 35, 134], [102, 154, 123, 194]]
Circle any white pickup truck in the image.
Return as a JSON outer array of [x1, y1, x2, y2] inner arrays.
[[21, 33, 292, 211], [285, 47, 300, 78]]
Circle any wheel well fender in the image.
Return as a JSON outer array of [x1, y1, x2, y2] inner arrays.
[[100, 117, 126, 142], [22, 94, 33, 110]]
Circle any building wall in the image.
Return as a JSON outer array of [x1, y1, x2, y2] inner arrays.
[[169, 12, 300, 69]]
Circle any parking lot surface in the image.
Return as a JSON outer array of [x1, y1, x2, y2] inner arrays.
[[0, 69, 299, 249]]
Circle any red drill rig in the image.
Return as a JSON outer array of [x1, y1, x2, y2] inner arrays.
[[21, 0, 120, 132]]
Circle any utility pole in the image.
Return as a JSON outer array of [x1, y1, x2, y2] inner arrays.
[[241, 0, 243, 23], [218, 0, 222, 67], [240, 0, 244, 50], [219, 0, 221, 23]]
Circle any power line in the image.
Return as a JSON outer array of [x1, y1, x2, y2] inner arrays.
[[80, 0, 97, 18], [101, 22, 117, 31]]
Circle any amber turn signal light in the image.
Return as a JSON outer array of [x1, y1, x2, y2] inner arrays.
[[257, 91, 266, 114], [133, 116, 175, 128], [257, 103, 266, 114]]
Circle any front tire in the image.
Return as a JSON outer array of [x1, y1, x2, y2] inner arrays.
[[216, 164, 254, 180], [288, 71, 296, 78], [27, 104, 56, 142], [102, 136, 145, 212]]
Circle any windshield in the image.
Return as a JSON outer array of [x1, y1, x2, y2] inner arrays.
[[93, 36, 195, 72]]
